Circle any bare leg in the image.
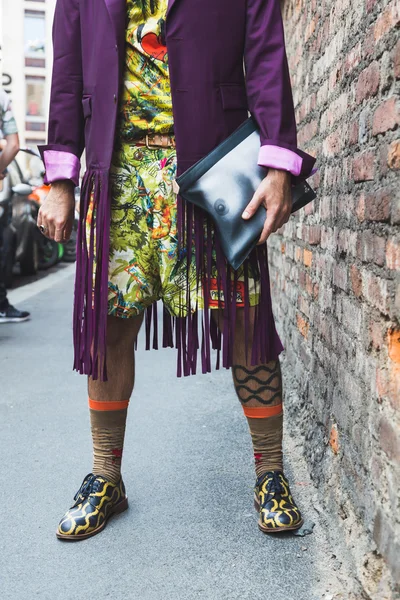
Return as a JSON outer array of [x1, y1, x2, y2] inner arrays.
[[88, 314, 144, 400]]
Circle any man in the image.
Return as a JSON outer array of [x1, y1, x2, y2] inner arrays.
[[0, 88, 30, 324], [37, 0, 317, 540]]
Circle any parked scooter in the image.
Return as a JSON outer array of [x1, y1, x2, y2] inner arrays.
[[0, 159, 41, 286], [0, 147, 79, 287]]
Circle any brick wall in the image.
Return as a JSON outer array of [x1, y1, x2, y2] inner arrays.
[[273, 0, 400, 595]]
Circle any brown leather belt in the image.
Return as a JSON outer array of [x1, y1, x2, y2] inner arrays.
[[134, 133, 176, 149]]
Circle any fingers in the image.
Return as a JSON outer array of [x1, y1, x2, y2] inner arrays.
[[257, 206, 291, 245], [242, 191, 263, 220], [257, 210, 279, 245], [37, 207, 58, 240], [54, 219, 66, 242], [62, 219, 73, 242]]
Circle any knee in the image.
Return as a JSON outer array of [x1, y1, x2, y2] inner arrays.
[[106, 314, 143, 349]]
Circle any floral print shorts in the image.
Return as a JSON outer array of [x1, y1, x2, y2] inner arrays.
[[86, 142, 260, 318]]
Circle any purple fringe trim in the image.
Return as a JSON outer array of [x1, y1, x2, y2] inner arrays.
[[73, 167, 110, 380], [72, 167, 284, 382]]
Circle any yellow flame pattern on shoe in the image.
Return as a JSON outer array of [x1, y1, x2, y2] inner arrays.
[[254, 470, 304, 532], [56, 474, 128, 540]]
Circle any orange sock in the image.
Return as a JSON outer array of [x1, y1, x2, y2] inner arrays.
[[89, 398, 130, 483]]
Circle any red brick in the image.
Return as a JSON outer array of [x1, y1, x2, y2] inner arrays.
[[344, 41, 362, 75], [356, 231, 386, 266], [304, 225, 321, 245], [388, 329, 400, 364], [374, 1, 400, 42], [348, 120, 359, 146], [363, 272, 390, 314], [298, 119, 318, 145], [296, 313, 309, 338], [389, 364, 400, 410], [338, 229, 357, 257], [379, 416, 400, 462], [323, 128, 344, 157], [373, 97, 400, 136], [353, 151, 375, 182], [363, 21, 377, 58], [376, 367, 389, 399], [392, 197, 400, 225], [305, 274, 313, 296], [319, 195, 331, 220], [369, 320, 385, 350], [333, 264, 348, 290], [338, 193, 356, 221], [394, 38, 400, 79], [357, 188, 391, 222], [329, 424, 339, 454], [325, 93, 349, 129], [298, 294, 310, 318], [303, 249, 313, 267], [386, 240, 400, 270], [350, 265, 363, 298], [388, 140, 400, 170], [355, 61, 380, 103]]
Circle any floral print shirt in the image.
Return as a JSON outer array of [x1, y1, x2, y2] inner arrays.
[[116, 0, 174, 141]]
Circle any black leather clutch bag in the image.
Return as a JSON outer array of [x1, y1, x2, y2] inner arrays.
[[175, 117, 316, 270]]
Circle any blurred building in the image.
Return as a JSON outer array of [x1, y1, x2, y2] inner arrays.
[[0, 0, 56, 158]]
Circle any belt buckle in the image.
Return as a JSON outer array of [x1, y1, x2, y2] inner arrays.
[[145, 134, 175, 149], [145, 134, 154, 149]]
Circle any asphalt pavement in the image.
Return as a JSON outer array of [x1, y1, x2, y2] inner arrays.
[[0, 265, 347, 600]]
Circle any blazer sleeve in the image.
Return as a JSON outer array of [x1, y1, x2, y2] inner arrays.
[[244, 0, 317, 184], [37, 0, 84, 186]]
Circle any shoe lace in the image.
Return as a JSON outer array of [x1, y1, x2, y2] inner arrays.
[[265, 471, 285, 496], [74, 474, 100, 501]]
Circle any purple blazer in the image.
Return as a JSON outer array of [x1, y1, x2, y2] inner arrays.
[[38, 0, 317, 380]]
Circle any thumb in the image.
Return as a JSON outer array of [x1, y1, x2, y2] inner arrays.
[[242, 192, 262, 220]]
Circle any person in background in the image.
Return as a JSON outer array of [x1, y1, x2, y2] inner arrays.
[[0, 88, 30, 323]]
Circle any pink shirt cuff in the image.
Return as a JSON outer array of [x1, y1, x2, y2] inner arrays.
[[258, 144, 318, 177], [43, 150, 80, 186]]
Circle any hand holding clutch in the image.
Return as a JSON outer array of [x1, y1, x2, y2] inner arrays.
[[175, 117, 317, 270], [242, 168, 293, 245]]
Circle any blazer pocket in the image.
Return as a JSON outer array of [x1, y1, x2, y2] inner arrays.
[[82, 96, 92, 119], [219, 84, 248, 110]]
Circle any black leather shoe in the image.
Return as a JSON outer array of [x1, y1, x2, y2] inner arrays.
[[254, 470, 304, 533], [56, 473, 128, 541]]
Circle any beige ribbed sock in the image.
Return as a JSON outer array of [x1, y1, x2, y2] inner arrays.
[[89, 398, 129, 483], [246, 411, 284, 476]]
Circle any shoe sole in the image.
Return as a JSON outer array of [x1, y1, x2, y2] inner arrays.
[[254, 495, 304, 533], [56, 496, 129, 541], [0, 317, 30, 323]]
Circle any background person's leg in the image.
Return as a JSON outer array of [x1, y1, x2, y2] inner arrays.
[[88, 313, 144, 482], [0, 223, 8, 310]]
